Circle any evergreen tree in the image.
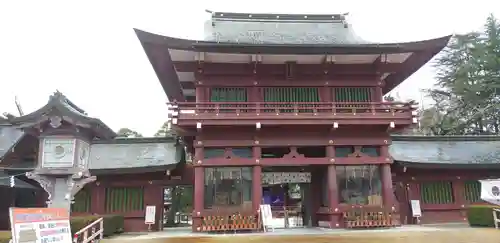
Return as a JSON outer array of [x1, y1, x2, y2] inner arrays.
[[421, 14, 500, 135], [116, 128, 143, 138]]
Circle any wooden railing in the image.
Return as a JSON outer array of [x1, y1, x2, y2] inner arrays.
[[169, 101, 415, 117], [493, 208, 500, 229], [200, 212, 260, 232], [343, 208, 400, 228], [73, 217, 104, 243]]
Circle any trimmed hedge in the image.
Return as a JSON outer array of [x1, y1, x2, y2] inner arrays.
[[0, 214, 124, 243], [467, 204, 500, 227], [0, 231, 10, 243]]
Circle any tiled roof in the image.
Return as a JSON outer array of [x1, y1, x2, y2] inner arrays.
[[0, 126, 24, 159], [7, 91, 116, 139], [391, 136, 500, 165], [205, 12, 368, 45], [89, 139, 181, 170]]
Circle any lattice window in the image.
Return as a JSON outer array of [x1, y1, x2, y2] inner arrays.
[[361, 146, 380, 157], [71, 187, 91, 213], [464, 180, 481, 203], [420, 181, 455, 204], [105, 187, 144, 212], [210, 88, 247, 102], [335, 146, 354, 157], [263, 87, 319, 112], [334, 87, 371, 102]]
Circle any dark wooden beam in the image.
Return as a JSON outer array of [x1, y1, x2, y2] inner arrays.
[[195, 77, 379, 87], [180, 82, 195, 89], [174, 62, 401, 75]]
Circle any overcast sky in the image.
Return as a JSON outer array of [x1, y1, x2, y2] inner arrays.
[[0, 1, 498, 136]]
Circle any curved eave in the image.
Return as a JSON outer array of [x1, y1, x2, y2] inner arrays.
[[395, 160, 500, 169], [134, 28, 451, 99], [9, 102, 116, 140], [135, 29, 450, 54]]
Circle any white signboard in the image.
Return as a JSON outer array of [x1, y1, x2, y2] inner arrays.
[[9, 207, 72, 243], [145, 205, 156, 225], [410, 200, 422, 217], [259, 204, 273, 232], [480, 179, 500, 206]]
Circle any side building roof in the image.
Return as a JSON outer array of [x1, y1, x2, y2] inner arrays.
[[89, 137, 184, 174], [135, 11, 451, 102], [6, 91, 116, 140], [391, 135, 500, 168]]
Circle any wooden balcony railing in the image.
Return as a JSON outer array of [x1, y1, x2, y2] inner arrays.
[[168, 101, 417, 125]]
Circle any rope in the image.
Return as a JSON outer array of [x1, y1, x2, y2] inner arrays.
[[0, 172, 29, 179]]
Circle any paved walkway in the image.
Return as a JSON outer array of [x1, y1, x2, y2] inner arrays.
[[103, 225, 449, 241]]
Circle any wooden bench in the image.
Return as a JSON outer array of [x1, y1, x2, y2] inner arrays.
[[200, 213, 260, 233], [343, 208, 400, 229]]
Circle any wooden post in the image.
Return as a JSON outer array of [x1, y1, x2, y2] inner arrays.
[[381, 163, 394, 208], [252, 146, 262, 212], [327, 164, 339, 228], [192, 147, 204, 232]]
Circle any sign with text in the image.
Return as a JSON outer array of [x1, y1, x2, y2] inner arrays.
[[259, 204, 273, 232], [410, 200, 422, 217], [480, 179, 500, 206], [145, 205, 156, 225], [9, 207, 72, 243]]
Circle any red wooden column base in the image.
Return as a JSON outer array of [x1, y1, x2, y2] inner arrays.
[[252, 165, 262, 213], [192, 166, 204, 232], [381, 164, 394, 209], [327, 165, 340, 228]]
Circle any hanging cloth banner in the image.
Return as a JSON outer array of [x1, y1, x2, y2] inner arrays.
[[261, 172, 311, 185], [480, 179, 500, 206]]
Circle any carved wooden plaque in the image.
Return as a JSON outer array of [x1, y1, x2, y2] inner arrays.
[[77, 140, 90, 169], [41, 138, 76, 168]]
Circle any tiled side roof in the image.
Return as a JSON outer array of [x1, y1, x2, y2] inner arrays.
[[0, 126, 24, 159], [89, 142, 180, 170], [390, 136, 500, 164], [205, 12, 368, 45], [8, 91, 116, 139]]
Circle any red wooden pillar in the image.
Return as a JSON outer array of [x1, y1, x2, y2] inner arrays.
[[326, 145, 339, 227], [252, 146, 262, 212], [375, 81, 383, 101], [192, 147, 204, 232], [90, 182, 106, 215], [195, 82, 205, 102], [143, 184, 163, 231], [452, 180, 467, 221], [327, 165, 339, 227], [252, 166, 262, 212], [381, 164, 394, 208], [380, 145, 394, 209]]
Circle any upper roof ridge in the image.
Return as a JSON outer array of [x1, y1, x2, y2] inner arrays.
[[210, 11, 349, 23]]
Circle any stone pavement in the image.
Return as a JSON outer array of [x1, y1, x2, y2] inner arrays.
[[102, 225, 449, 241]]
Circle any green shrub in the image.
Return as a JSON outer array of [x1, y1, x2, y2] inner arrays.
[[467, 204, 500, 227], [71, 215, 100, 234], [0, 231, 11, 243], [101, 215, 124, 236]]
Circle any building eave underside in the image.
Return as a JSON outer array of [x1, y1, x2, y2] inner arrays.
[[394, 161, 500, 169], [135, 29, 451, 101]]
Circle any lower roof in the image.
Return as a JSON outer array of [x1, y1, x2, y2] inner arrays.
[[391, 135, 500, 167]]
